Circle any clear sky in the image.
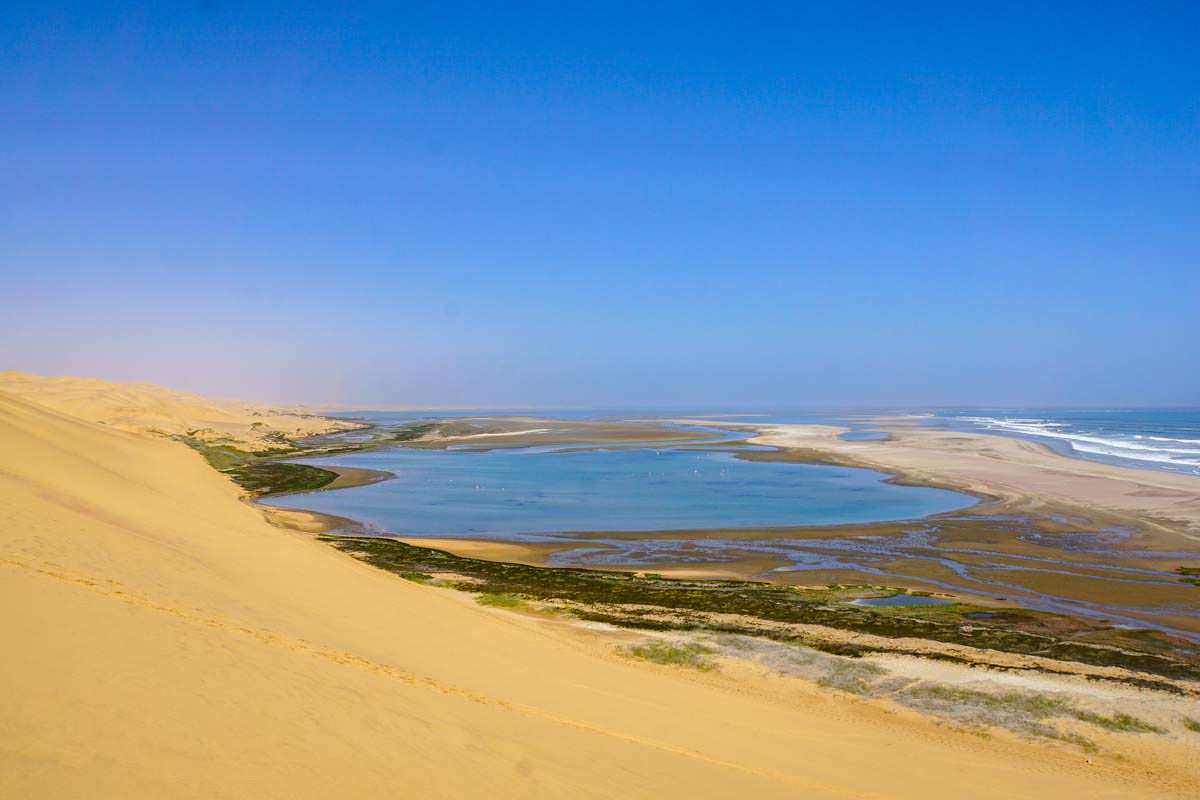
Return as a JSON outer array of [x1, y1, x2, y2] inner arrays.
[[2, 2, 1197, 407]]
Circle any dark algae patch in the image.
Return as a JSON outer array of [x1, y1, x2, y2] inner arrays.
[[391, 422, 438, 442], [181, 438, 338, 496], [225, 462, 338, 496], [319, 535, 1200, 684]]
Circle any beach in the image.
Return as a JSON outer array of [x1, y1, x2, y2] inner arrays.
[[2, 377, 1199, 798], [741, 421, 1200, 540]]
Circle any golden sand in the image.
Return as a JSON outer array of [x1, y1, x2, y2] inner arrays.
[[1, 380, 1196, 798], [0, 370, 359, 451]]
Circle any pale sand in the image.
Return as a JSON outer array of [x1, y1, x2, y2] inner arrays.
[[397, 536, 568, 566], [454, 428, 554, 439], [1, 387, 1197, 798], [722, 422, 1200, 541], [0, 370, 361, 451]]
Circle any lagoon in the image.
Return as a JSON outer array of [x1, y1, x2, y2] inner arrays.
[[264, 442, 974, 537]]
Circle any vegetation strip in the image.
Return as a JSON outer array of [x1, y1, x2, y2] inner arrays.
[[178, 420, 439, 496], [319, 535, 1200, 685]]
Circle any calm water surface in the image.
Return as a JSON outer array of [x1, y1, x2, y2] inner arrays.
[[264, 443, 974, 537]]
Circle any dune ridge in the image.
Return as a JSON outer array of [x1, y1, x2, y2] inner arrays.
[[1, 380, 1194, 798], [0, 370, 360, 451]]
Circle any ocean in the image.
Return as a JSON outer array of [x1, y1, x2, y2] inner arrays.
[[943, 408, 1200, 475]]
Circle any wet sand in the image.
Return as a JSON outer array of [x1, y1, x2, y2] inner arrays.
[[319, 464, 394, 491], [407, 415, 715, 448]]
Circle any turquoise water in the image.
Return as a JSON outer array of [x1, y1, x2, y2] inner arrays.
[[264, 444, 974, 537]]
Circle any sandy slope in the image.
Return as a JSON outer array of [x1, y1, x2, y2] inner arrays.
[[0, 390, 1194, 798], [0, 371, 359, 450]]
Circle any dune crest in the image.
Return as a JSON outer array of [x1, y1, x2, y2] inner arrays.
[[0, 370, 359, 451]]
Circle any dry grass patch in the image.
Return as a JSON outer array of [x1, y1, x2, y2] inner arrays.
[[623, 640, 717, 671]]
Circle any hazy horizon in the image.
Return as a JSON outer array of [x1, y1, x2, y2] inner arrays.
[[3, 4, 1197, 407]]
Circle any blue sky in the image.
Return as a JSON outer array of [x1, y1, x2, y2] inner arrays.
[[2, 3, 1197, 407]]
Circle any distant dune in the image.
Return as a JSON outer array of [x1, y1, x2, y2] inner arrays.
[[0, 370, 359, 451], [0, 377, 1191, 798]]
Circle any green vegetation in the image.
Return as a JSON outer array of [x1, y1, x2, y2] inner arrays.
[[623, 640, 716, 671], [179, 420, 399, 497], [1072, 711, 1164, 734], [901, 684, 1070, 716], [698, 635, 1167, 749], [814, 660, 887, 694], [317, 535, 1200, 684], [392, 422, 438, 442], [1177, 567, 1200, 586], [1181, 717, 1200, 733], [891, 685, 1161, 746], [181, 436, 338, 494], [399, 571, 434, 583], [477, 592, 527, 608], [225, 462, 339, 496], [181, 438, 256, 471]]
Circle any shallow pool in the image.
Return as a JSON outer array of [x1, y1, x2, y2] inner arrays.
[[850, 594, 953, 607]]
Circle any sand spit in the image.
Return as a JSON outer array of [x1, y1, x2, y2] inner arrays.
[[0, 384, 1196, 797], [735, 422, 1200, 541]]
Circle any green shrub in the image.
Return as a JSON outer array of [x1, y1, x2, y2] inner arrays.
[[477, 592, 526, 608], [624, 640, 716, 671], [1073, 711, 1164, 734]]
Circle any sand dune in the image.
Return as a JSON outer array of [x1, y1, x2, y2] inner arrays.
[[0, 385, 1193, 798], [0, 371, 359, 451]]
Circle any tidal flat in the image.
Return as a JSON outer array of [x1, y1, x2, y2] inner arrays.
[[220, 413, 1200, 683], [250, 416, 1200, 644], [317, 534, 1200, 687]]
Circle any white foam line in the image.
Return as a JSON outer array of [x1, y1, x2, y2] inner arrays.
[[453, 428, 553, 439], [957, 416, 1200, 469]]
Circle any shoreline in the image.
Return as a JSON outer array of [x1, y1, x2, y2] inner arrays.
[[278, 464, 394, 495], [257, 416, 1200, 637], [736, 421, 1200, 542]]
